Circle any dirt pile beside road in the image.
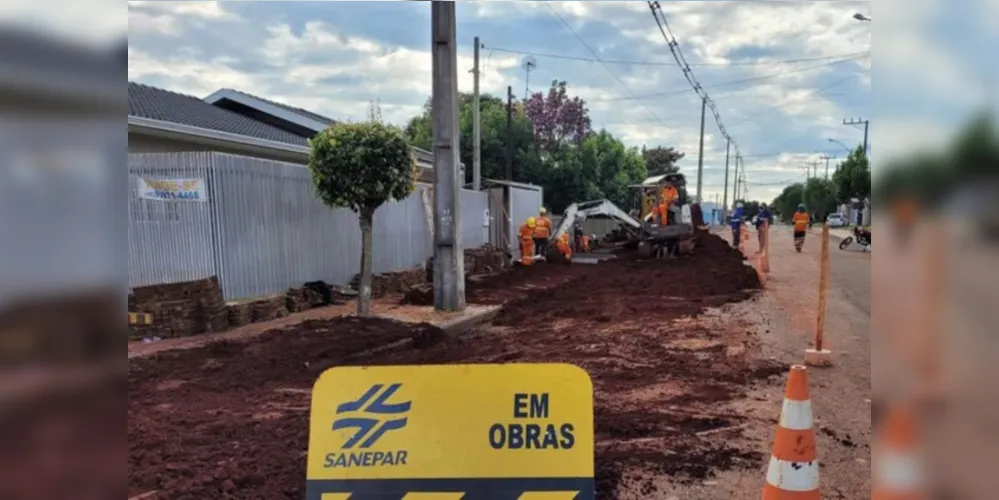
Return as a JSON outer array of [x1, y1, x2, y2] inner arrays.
[[128, 317, 445, 499], [129, 232, 772, 499], [376, 232, 773, 497]]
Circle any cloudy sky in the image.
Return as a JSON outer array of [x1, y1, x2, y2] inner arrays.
[[12, 0, 991, 204], [120, 0, 879, 202]]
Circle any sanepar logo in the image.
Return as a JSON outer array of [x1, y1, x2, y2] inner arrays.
[[324, 383, 410, 468]]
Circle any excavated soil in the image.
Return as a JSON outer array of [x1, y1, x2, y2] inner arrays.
[[128, 231, 777, 500]]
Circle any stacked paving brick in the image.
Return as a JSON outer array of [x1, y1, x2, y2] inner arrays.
[[356, 245, 509, 300], [128, 276, 229, 341]]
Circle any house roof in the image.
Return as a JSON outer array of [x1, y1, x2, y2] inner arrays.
[[128, 82, 307, 146], [209, 88, 337, 126], [204, 87, 435, 162]]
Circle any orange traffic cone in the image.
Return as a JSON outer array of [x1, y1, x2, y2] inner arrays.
[[873, 404, 926, 500], [763, 365, 820, 499]]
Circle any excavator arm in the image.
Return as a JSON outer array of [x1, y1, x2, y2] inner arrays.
[[552, 199, 643, 241]]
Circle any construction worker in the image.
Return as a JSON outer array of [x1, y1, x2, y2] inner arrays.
[[792, 204, 810, 252], [659, 180, 679, 225], [581, 233, 592, 253], [730, 202, 745, 247], [554, 232, 573, 264], [519, 217, 537, 265], [534, 207, 553, 257], [756, 203, 773, 252]]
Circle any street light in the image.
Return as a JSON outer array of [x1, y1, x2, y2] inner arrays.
[[853, 13, 871, 22], [828, 138, 852, 153]]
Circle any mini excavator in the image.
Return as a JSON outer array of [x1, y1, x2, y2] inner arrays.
[[551, 172, 696, 258]]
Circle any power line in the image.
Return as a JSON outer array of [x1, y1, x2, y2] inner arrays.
[[646, 0, 740, 159], [542, 2, 669, 129], [589, 54, 868, 103], [727, 74, 859, 128], [485, 45, 871, 68]]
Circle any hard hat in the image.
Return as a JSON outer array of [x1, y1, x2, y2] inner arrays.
[[527, 216, 537, 228], [798, 203, 806, 210], [736, 202, 744, 208], [540, 207, 547, 215]]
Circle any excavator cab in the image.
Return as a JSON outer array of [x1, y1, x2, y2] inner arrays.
[[633, 173, 694, 258]]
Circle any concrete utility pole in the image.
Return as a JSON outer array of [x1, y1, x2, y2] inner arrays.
[[696, 96, 706, 201], [472, 36, 481, 191], [722, 138, 730, 216], [430, 1, 465, 311], [505, 85, 513, 181], [731, 153, 740, 204], [819, 154, 836, 180], [843, 117, 870, 157]]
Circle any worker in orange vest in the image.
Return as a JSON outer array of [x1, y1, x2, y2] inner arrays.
[[554, 232, 573, 264], [519, 217, 537, 266], [659, 180, 679, 224], [581, 234, 592, 253], [534, 207, 553, 257]]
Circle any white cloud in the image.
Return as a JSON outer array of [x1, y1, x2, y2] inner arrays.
[[127, 1, 235, 20]]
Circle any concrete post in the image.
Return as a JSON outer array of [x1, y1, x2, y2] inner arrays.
[[430, 1, 465, 311]]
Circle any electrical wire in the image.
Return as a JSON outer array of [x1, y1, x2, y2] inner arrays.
[[589, 53, 868, 102], [484, 46, 870, 68], [727, 74, 859, 128], [646, 1, 741, 162], [543, 2, 670, 130]]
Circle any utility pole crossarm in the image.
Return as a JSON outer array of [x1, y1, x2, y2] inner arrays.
[[842, 117, 870, 158]]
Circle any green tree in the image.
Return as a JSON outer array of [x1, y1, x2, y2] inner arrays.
[[832, 145, 871, 204], [804, 178, 839, 220], [404, 93, 535, 184], [772, 183, 805, 222], [641, 146, 685, 176], [308, 121, 417, 316]]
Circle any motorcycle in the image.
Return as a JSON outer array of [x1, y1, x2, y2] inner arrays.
[[838, 226, 871, 252]]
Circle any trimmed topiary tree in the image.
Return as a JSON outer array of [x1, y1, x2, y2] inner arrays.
[[308, 121, 418, 316]]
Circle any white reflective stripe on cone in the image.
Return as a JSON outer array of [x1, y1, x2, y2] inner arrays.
[[765, 456, 820, 492], [778, 399, 814, 431], [877, 452, 923, 491]]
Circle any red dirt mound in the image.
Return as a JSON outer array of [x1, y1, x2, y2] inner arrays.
[[129, 232, 773, 499], [401, 261, 585, 306], [128, 317, 445, 499]]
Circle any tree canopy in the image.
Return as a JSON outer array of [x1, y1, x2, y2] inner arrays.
[[403, 80, 667, 213], [308, 120, 417, 315], [831, 145, 871, 204], [641, 146, 685, 176], [771, 178, 838, 222]]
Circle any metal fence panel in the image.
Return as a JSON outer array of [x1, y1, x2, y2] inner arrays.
[[128, 152, 218, 288], [128, 152, 495, 301], [460, 188, 489, 248], [508, 186, 543, 254]]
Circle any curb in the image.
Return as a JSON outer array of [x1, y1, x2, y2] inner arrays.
[[439, 305, 503, 338]]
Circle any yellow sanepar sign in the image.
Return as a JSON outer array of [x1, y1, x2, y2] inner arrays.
[[306, 364, 594, 499]]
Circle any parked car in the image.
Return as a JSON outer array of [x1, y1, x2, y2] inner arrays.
[[826, 213, 848, 227]]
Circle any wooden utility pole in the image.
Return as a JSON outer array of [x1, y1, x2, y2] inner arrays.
[[430, 1, 465, 311], [805, 223, 833, 366], [696, 96, 707, 202], [505, 85, 513, 181], [472, 36, 481, 191]]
